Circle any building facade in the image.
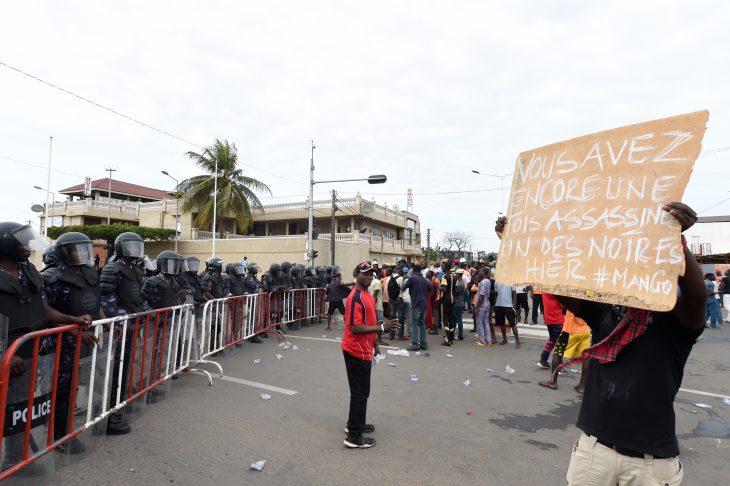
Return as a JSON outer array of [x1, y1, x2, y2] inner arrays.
[[39, 179, 422, 271]]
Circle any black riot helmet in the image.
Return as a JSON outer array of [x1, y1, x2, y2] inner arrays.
[[157, 251, 183, 275], [315, 266, 326, 275], [0, 222, 48, 260], [42, 245, 59, 266], [205, 257, 224, 272], [226, 263, 246, 276], [304, 266, 315, 277], [269, 262, 282, 277], [56, 232, 94, 266], [291, 264, 303, 277], [114, 232, 144, 258], [281, 261, 292, 273], [249, 264, 260, 275], [185, 256, 200, 273], [326, 266, 333, 276]]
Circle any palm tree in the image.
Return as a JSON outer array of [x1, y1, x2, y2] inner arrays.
[[179, 139, 271, 233]]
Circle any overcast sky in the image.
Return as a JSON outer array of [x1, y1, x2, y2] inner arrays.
[[2, 1, 729, 253]]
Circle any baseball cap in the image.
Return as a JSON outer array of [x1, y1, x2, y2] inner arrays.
[[354, 261, 376, 274]]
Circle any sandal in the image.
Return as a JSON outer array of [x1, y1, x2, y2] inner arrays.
[[538, 380, 558, 390]]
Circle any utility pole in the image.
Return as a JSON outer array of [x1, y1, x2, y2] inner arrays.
[[426, 228, 431, 262], [330, 189, 336, 265], [105, 165, 117, 224], [43, 137, 53, 239], [307, 141, 315, 263]]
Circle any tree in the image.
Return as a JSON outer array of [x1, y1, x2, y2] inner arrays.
[[179, 139, 272, 233], [442, 231, 471, 252]]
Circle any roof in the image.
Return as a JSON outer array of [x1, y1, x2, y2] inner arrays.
[[694, 253, 730, 264], [60, 178, 171, 201]]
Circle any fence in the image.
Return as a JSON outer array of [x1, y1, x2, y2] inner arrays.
[[0, 304, 198, 481], [194, 288, 326, 376], [0, 288, 327, 480]]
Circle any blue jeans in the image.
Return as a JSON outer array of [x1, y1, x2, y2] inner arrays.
[[706, 301, 718, 327], [713, 299, 723, 323], [410, 306, 427, 348], [454, 304, 464, 338]]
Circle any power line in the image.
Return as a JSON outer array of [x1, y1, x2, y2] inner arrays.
[[0, 59, 305, 186], [0, 154, 83, 178]]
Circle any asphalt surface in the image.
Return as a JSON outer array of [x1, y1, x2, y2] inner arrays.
[[30, 315, 730, 485]]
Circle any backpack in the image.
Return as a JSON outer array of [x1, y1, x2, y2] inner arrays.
[[387, 276, 401, 300]]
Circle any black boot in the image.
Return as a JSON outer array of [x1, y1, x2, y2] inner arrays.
[[248, 335, 263, 343], [106, 410, 132, 435]]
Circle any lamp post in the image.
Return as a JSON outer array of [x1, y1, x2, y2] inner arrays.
[[212, 159, 218, 257], [161, 170, 180, 252], [105, 165, 117, 224], [306, 141, 387, 264], [33, 185, 55, 238], [471, 170, 513, 214]]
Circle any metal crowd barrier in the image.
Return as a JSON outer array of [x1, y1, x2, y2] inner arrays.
[[194, 288, 327, 375], [0, 304, 200, 481]]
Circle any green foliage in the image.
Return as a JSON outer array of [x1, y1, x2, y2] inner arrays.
[[179, 139, 272, 232], [48, 224, 176, 244]]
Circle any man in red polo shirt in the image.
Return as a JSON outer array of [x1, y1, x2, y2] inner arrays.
[[342, 262, 397, 449]]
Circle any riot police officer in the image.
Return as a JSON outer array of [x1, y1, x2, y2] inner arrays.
[[0, 223, 90, 473], [262, 262, 286, 332], [304, 266, 317, 288], [315, 266, 328, 288], [224, 262, 246, 296], [41, 244, 59, 272], [243, 264, 261, 294], [99, 231, 146, 436], [181, 256, 207, 312], [280, 261, 293, 290], [41, 231, 101, 454], [201, 257, 225, 300]]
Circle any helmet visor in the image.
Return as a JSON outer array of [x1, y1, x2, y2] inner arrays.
[[159, 258, 181, 275], [186, 259, 200, 272], [60, 242, 94, 266], [234, 265, 246, 275], [12, 224, 49, 253], [180, 260, 190, 272], [120, 240, 144, 258]]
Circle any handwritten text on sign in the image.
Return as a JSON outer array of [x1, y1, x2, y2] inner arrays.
[[497, 111, 709, 311]]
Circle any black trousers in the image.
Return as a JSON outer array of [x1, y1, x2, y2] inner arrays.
[[343, 350, 371, 438], [532, 294, 543, 324]]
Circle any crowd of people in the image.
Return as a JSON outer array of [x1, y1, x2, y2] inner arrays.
[[340, 201, 708, 486]]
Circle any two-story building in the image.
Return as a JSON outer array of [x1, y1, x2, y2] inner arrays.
[[40, 178, 422, 271]]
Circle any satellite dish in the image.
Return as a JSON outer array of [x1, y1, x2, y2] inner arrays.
[[393, 204, 400, 211], [31, 204, 44, 213]]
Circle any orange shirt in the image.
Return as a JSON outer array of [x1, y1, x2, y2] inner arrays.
[[563, 311, 590, 334]]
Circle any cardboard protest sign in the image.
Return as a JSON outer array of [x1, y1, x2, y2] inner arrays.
[[497, 110, 709, 311]]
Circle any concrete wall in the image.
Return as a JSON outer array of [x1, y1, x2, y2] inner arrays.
[[144, 236, 371, 273], [686, 221, 730, 254]]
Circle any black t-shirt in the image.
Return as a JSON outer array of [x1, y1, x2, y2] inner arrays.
[[576, 302, 703, 457], [722, 276, 730, 295]]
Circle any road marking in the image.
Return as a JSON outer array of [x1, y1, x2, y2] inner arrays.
[[678, 387, 730, 400], [220, 375, 298, 395]]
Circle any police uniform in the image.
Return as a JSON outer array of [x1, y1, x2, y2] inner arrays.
[[42, 264, 100, 448]]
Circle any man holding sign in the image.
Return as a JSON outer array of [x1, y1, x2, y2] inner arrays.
[[495, 111, 709, 484]]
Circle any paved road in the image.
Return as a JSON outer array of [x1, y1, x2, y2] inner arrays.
[[42, 317, 730, 485]]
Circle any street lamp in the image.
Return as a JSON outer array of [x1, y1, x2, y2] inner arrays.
[[33, 185, 55, 238], [306, 141, 387, 264], [471, 170, 513, 214], [161, 170, 180, 252]]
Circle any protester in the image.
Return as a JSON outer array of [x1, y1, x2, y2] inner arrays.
[[428, 270, 441, 335], [439, 261, 458, 346], [720, 269, 730, 323], [531, 289, 543, 324], [515, 284, 530, 324], [396, 267, 411, 341], [704, 273, 719, 329], [402, 264, 430, 351], [369, 268, 388, 346], [537, 310, 591, 392], [473, 268, 492, 346], [537, 293, 565, 369], [325, 273, 353, 331], [454, 268, 466, 340], [497, 201, 706, 484], [341, 262, 397, 449], [493, 279, 521, 348]]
